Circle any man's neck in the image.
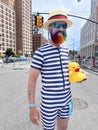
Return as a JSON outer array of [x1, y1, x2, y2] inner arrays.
[[49, 40, 61, 47]]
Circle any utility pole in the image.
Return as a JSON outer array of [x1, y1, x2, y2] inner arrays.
[[69, 39, 75, 60], [68, 14, 98, 24], [77, 0, 81, 2]]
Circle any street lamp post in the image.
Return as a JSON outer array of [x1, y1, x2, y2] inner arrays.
[[38, 12, 98, 25], [68, 39, 75, 61], [72, 39, 75, 61], [73, 41, 75, 60], [77, 0, 81, 2]]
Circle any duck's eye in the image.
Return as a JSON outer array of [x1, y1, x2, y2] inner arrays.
[[73, 67, 75, 69]]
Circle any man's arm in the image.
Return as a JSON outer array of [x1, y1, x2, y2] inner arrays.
[[27, 67, 40, 125]]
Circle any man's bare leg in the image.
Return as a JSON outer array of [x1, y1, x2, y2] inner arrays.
[[57, 117, 69, 130]]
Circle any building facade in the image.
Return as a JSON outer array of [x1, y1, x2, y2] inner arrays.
[[0, 0, 32, 56], [32, 34, 41, 53], [80, 0, 98, 62], [0, 0, 15, 9], [15, 0, 32, 55], [95, 0, 98, 60], [0, 1, 16, 56], [80, 16, 96, 58]]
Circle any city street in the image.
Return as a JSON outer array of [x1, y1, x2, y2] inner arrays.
[[0, 62, 98, 130]]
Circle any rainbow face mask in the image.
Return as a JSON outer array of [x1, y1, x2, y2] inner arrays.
[[50, 29, 67, 45]]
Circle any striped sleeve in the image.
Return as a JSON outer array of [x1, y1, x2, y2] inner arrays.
[[31, 48, 43, 70]]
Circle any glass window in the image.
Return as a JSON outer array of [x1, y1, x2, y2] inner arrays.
[[1, 5, 3, 9], [2, 24, 4, 28], [96, 38, 98, 42], [95, 46, 98, 51]]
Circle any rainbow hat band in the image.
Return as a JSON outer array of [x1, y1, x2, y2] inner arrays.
[[43, 10, 73, 30]]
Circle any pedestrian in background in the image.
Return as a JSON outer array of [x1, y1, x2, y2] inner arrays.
[[27, 10, 85, 130]]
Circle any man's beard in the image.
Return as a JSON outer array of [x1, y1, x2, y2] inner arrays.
[[50, 29, 67, 45]]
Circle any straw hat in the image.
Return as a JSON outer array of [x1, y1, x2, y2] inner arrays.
[[43, 10, 73, 30]]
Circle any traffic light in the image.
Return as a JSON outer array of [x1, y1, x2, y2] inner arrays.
[[33, 15, 44, 28], [33, 16, 38, 28]]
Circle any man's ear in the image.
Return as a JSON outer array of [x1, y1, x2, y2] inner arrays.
[[48, 27, 53, 33], [48, 27, 51, 31]]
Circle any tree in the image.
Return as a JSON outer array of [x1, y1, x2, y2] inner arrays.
[[4, 48, 15, 57], [31, 51, 34, 57]]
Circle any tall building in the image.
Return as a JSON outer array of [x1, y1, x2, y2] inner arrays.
[[95, 0, 98, 59], [80, 0, 98, 62], [0, 0, 15, 9], [0, 0, 32, 56], [0, 1, 16, 56], [32, 34, 41, 53], [15, 0, 32, 55], [80, 16, 95, 58]]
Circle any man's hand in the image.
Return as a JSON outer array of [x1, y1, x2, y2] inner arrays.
[[80, 69, 87, 79], [77, 69, 87, 83], [29, 107, 40, 125]]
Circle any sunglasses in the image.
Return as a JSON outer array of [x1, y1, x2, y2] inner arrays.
[[53, 23, 67, 29]]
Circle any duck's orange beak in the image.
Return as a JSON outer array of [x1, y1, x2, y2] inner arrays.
[[74, 67, 80, 72]]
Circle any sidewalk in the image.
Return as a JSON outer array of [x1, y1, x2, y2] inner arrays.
[[0, 60, 31, 70], [80, 63, 98, 74], [0, 62, 98, 130]]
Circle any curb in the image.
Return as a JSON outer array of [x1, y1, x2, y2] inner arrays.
[[81, 64, 98, 75]]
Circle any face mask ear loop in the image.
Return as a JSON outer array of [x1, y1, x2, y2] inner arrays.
[[48, 29, 52, 41], [48, 32, 50, 41], [65, 31, 67, 38], [64, 31, 67, 41]]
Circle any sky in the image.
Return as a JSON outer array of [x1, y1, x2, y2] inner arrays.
[[32, 0, 91, 51]]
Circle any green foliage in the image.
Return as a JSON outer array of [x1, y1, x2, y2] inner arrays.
[[4, 48, 15, 57], [15, 54, 21, 57], [25, 54, 28, 57], [31, 51, 33, 57]]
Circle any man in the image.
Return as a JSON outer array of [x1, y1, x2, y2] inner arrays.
[[27, 10, 73, 130]]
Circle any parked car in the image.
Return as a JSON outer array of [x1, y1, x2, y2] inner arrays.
[[86, 56, 95, 60], [15, 56, 28, 62], [19, 56, 28, 61], [3, 56, 16, 63]]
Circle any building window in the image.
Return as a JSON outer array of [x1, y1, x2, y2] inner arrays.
[[95, 46, 98, 51], [1, 5, 3, 9], [96, 38, 98, 42]]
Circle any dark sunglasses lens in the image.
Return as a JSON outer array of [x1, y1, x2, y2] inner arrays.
[[54, 23, 61, 28], [54, 23, 67, 29], [62, 23, 67, 29]]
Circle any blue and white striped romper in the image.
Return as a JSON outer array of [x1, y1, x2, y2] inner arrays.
[[31, 43, 73, 130]]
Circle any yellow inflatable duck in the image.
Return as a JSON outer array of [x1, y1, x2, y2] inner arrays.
[[68, 62, 86, 83]]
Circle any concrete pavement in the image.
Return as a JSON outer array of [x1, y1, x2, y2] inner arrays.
[[0, 62, 98, 130]]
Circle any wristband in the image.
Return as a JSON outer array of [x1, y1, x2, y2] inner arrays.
[[28, 103, 36, 107]]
